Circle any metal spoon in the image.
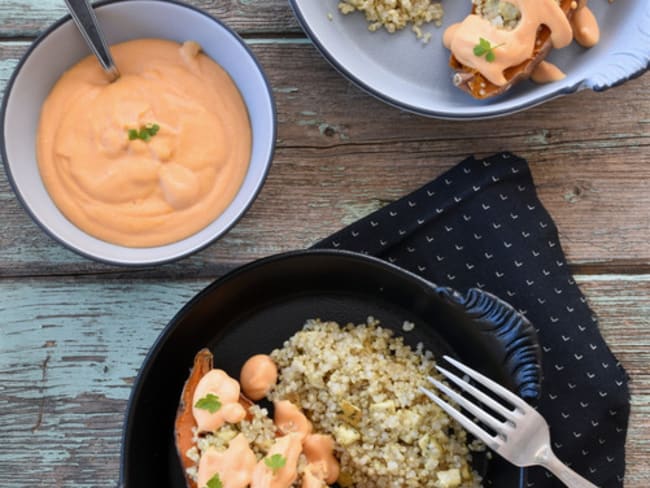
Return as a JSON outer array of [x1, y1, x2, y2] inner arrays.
[[64, 0, 120, 81]]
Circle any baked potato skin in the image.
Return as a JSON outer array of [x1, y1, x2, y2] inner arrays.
[[449, 0, 575, 99]]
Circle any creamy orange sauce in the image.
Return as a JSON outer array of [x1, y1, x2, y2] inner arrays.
[[251, 433, 303, 488], [444, 0, 573, 86], [192, 369, 247, 432], [302, 435, 340, 484], [240, 354, 278, 401], [442, 23, 460, 50], [301, 469, 325, 488], [191, 357, 342, 488], [37, 39, 251, 247], [197, 434, 257, 488], [531, 60, 566, 83], [274, 400, 313, 440], [571, 2, 600, 47]]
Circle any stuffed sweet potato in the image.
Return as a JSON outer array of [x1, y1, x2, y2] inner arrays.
[[445, 0, 578, 99], [174, 349, 254, 488], [173, 348, 339, 488]]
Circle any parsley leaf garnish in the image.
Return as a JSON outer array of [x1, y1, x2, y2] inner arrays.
[[194, 393, 222, 413], [264, 453, 287, 474], [127, 123, 160, 142], [473, 37, 504, 63], [204, 473, 223, 488]]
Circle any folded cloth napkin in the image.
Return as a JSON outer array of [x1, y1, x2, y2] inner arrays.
[[315, 153, 629, 487]]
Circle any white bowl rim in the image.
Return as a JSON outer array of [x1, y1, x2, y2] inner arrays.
[[0, 0, 277, 266]]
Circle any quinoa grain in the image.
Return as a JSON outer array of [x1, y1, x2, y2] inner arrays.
[[338, 0, 444, 41], [270, 318, 482, 488]]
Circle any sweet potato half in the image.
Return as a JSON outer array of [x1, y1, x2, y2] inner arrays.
[[449, 0, 574, 99], [174, 349, 253, 488]]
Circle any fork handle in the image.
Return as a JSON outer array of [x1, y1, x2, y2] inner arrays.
[[537, 447, 599, 488]]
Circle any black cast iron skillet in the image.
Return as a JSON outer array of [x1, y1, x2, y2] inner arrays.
[[119, 249, 541, 488]]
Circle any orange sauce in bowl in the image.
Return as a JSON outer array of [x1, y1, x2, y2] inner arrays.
[[36, 39, 251, 247]]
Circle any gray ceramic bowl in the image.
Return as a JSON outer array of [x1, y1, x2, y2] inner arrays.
[[1, 0, 276, 265], [290, 0, 649, 119]]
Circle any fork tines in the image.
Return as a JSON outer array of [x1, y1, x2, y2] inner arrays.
[[419, 355, 528, 450]]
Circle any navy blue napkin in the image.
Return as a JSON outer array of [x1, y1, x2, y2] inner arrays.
[[315, 153, 629, 487]]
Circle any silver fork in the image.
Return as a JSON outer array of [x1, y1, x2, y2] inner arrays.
[[420, 355, 598, 488]]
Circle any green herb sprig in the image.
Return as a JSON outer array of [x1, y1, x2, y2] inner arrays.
[[204, 473, 223, 488], [473, 37, 505, 63], [127, 123, 160, 142], [194, 393, 222, 413], [264, 453, 287, 475]]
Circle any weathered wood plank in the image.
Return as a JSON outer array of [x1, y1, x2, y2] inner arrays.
[[0, 0, 299, 38], [0, 279, 205, 487], [0, 276, 648, 486], [575, 275, 650, 488], [0, 40, 648, 277]]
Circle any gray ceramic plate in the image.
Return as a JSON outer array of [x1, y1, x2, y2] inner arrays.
[[289, 0, 649, 119]]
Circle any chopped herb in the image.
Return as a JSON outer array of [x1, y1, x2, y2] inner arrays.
[[204, 473, 223, 488], [264, 453, 287, 474], [127, 123, 160, 142], [194, 393, 222, 413], [473, 37, 504, 63]]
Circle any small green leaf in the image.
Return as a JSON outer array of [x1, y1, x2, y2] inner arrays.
[[204, 473, 223, 488], [126, 122, 160, 142], [264, 453, 287, 474], [473, 38, 504, 63], [194, 393, 222, 413]]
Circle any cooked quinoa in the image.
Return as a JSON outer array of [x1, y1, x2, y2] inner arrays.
[[338, 0, 444, 42], [185, 404, 278, 481], [473, 0, 521, 30], [269, 318, 482, 488], [473, 0, 560, 30]]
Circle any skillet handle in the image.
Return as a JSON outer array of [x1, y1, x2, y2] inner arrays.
[[582, 1, 650, 92], [435, 287, 542, 400]]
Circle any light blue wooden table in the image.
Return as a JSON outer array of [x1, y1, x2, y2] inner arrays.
[[0, 1, 648, 486]]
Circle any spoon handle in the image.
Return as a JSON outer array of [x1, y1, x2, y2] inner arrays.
[[64, 0, 120, 81]]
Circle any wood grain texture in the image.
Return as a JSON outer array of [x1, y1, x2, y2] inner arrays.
[[575, 275, 650, 488], [0, 279, 206, 487], [0, 0, 299, 38], [0, 276, 647, 486], [0, 41, 648, 277], [0, 3, 648, 487]]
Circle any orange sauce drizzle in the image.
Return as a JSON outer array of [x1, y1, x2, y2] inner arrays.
[[240, 354, 278, 401]]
